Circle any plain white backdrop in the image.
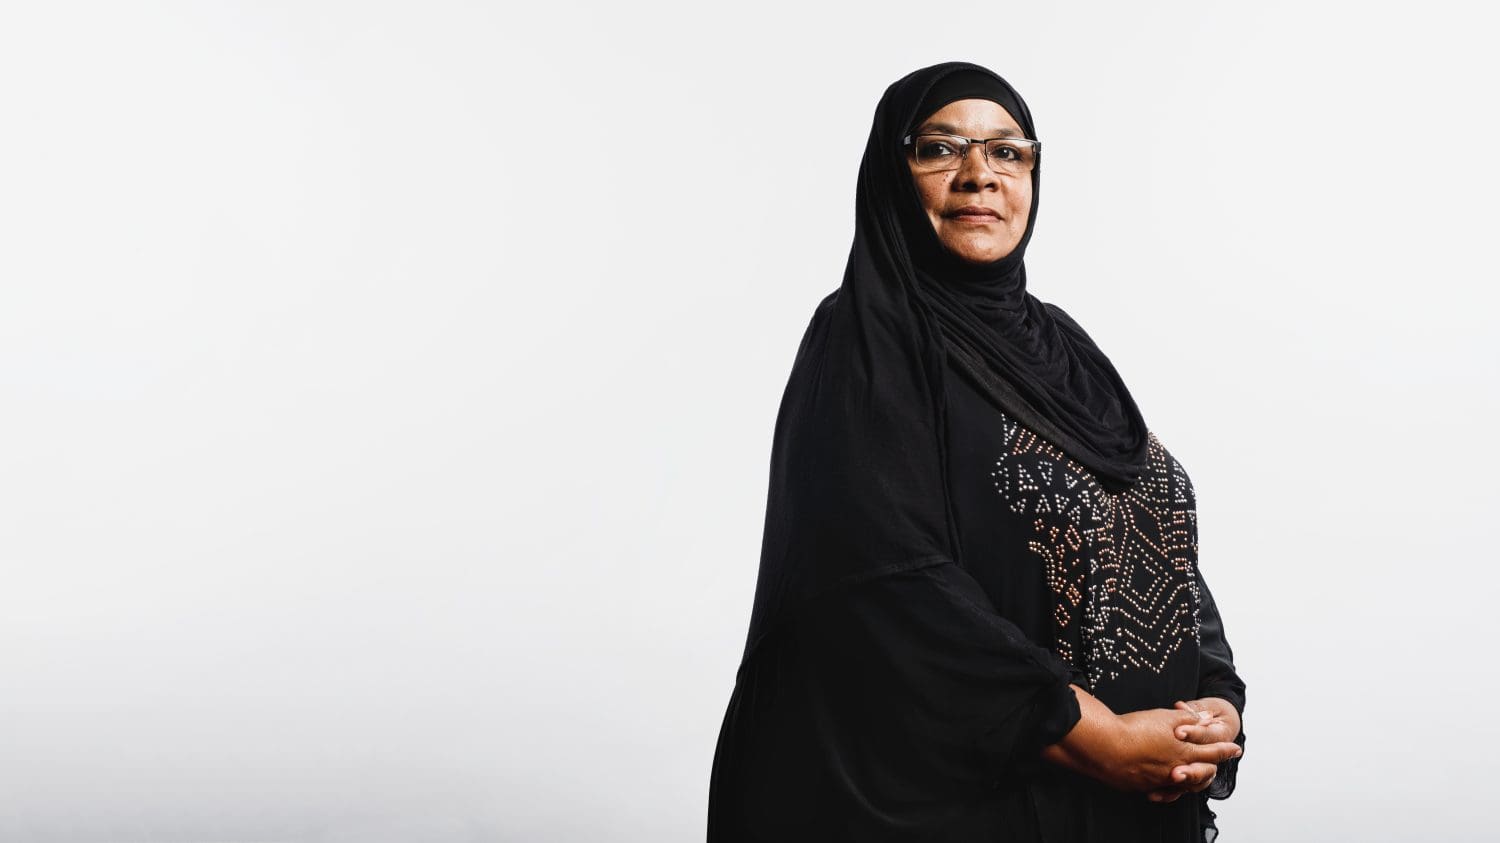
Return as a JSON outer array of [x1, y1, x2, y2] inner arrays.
[[2, 1, 1495, 840]]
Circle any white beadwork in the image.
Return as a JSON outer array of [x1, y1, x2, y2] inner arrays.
[[988, 416, 1202, 688]]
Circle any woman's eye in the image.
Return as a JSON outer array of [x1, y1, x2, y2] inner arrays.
[[920, 141, 958, 158], [989, 144, 1021, 160]]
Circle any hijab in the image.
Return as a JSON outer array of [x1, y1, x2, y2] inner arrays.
[[742, 61, 1150, 661]]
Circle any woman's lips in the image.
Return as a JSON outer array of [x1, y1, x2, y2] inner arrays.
[[947, 207, 1001, 223]]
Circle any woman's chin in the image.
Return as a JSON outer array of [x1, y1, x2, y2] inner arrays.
[[943, 241, 1015, 265], [933, 227, 1016, 263]]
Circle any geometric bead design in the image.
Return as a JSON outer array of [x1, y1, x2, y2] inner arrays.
[[988, 413, 1201, 688]]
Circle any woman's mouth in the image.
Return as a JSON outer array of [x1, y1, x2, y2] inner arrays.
[[947, 206, 1001, 223]]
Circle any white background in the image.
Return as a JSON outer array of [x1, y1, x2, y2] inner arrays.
[[2, 2, 1495, 841]]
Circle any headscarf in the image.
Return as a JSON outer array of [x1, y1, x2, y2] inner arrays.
[[742, 61, 1150, 660]]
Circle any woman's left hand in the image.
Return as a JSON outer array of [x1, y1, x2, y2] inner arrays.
[[1145, 697, 1242, 803], [1171, 697, 1241, 746]]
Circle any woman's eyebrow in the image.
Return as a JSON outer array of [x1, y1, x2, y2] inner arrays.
[[915, 122, 1021, 137]]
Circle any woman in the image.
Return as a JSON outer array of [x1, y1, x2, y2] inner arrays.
[[707, 62, 1246, 842]]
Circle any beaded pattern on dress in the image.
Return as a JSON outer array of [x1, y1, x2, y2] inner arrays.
[[988, 412, 1201, 688]]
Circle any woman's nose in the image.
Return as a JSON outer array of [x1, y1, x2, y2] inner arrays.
[[954, 145, 999, 190]]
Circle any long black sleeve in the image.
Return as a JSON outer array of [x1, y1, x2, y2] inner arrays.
[[1194, 566, 1245, 802], [709, 559, 1083, 841]]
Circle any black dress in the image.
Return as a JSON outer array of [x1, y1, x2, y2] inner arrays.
[[706, 353, 1245, 842], [709, 61, 1246, 843], [944, 353, 1246, 841]]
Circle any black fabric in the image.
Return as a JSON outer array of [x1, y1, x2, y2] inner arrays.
[[708, 61, 1244, 841], [709, 561, 1083, 840], [1194, 572, 1248, 806], [943, 353, 1247, 841], [912, 69, 1028, 140]]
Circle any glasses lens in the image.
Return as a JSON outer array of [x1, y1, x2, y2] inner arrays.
[[912, 135, 964, 170], [984, 140, 1036, 174]]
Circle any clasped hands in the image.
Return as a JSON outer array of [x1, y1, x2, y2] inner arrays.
[[1040, 686, 1242, 804], [1143, 697, 1243, 803]]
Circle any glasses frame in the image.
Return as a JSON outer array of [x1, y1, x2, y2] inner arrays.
[[901, 132, 1041, 175]]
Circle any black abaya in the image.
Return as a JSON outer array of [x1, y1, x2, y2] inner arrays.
[[707, 62, 1246, 842]]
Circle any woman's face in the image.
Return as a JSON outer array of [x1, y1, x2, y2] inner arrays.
[[907, 98, 1033, 264]]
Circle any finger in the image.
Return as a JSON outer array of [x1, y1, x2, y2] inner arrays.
[[1174, 762, 1219, 792], [1177, 722, 1233, 743], [1177, 700, 1211, 721], [1169, 763, 1212, 787], [1196, 697, 1230, 718], [1177, 720, 1227, 740], [1176, 723, 1202, 741], [1186, 741, 1243, 765], [1169, 709, 1200, 729]]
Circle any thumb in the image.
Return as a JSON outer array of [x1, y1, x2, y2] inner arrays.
[[1171, 709, 1203, 740]]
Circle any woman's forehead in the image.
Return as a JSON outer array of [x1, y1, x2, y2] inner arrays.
[[911, 98, 1022, 136]]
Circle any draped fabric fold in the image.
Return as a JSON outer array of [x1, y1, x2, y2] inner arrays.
[[709, 561, 1083, 840]]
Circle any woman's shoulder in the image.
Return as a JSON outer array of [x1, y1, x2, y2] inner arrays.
[[1038, 300, 1092, 340], [787, 289, 841, 367], [814, 288, 840, 317]]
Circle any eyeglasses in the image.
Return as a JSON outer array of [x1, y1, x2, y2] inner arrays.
[[902, 132, 1041, 176]]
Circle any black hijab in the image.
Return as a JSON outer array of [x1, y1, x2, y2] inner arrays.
[[743, 61, 1150, 660]]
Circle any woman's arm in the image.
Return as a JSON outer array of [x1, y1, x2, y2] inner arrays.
[[1142, 567, 1248, 801], [1169, 567, 1248, 802], [1193, 567, 1246, 716], [1039, 684, 1241, 798]]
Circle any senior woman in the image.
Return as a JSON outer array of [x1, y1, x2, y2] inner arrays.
[[706, 62, 1247, 842]]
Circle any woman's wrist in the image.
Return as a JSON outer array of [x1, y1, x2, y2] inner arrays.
[[1039, 685, 1123, 776]]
